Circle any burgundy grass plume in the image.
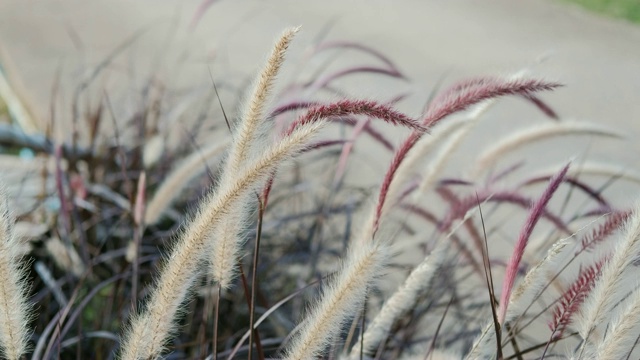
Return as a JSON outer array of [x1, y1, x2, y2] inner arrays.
[[548, 260, 604, 340], [498, 162, 570, 324], [427, 77, 561, 126], [284, 99, 424, 136], [262, 99, 421, 207], [577, 210, 632, 254], [371, 77, 561, 234], [272, 100, 396, 150], [425, 77, 561, 127]]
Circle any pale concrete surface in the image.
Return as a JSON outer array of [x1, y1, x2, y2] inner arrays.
[[1, 0, 640, 200]]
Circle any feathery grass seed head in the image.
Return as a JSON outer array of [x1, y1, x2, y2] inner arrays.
[[284, 241, 388, 360], [0, 188, 32, 360]]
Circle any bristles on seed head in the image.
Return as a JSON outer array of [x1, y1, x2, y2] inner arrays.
[[577, 202, 640, 342], [0, 187, 32, 360]]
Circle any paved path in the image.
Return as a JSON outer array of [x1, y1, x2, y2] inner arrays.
[[1, 0, 640, 197]]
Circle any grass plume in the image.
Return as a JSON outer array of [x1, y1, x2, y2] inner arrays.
[[283, 241, 388, 359], [120, 120, 326, 359], [577, 202, 640, 347], [473, 122, 622, 175], [498, 163, 569, 323], [0, 187, 32, 360]]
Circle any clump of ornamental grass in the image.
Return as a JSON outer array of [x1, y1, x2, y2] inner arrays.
[[1, 22, 640, 360]]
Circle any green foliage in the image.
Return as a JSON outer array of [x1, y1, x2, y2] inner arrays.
[[564, 0, 640, 23]]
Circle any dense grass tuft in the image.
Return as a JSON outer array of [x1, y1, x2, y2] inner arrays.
[[1, 25, 640, 360]]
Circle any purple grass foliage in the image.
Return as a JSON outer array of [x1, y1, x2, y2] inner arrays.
[[498, 162, 570, 324], [305, 66, 408, 93], [521, 175, 611, 208], [270, 101, 321, 118], [312, 40, 401, 71], [439, 189, 571, 235]]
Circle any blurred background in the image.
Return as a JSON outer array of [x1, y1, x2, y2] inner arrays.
[[1, 2, 639, 112], [1, 0, 639, 162], [1, 2, 639, 358]]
